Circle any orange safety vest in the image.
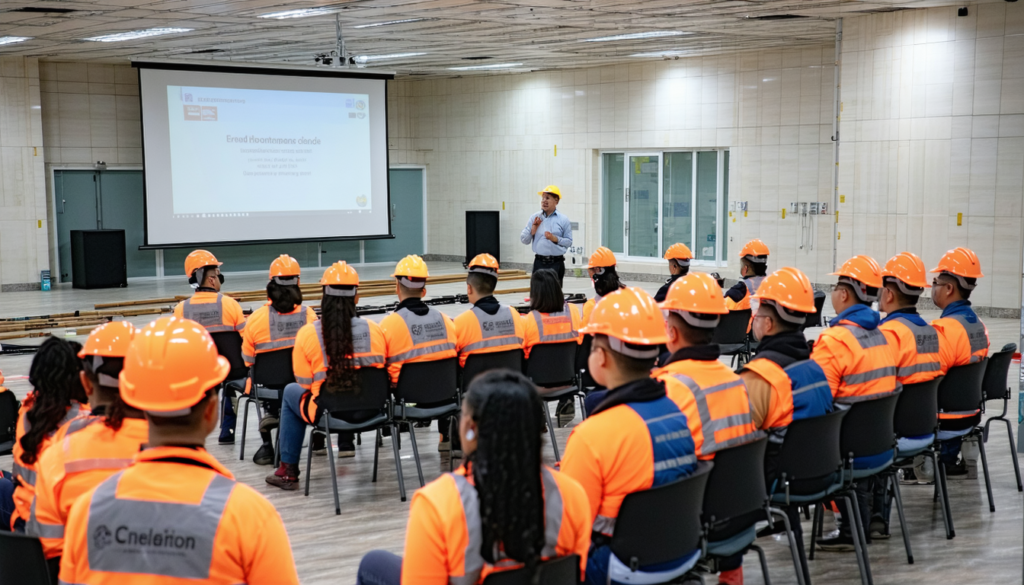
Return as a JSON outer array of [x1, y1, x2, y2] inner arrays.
[[933, 313, 990, 420], [292, 319, 387, 423], [581, 296, 601, 328], [59, 446, 299, 585], [879, 316, 942, 384], [241, 304, 317, 365], [522, 303, 582, 359], [380, 305, 458, 384], [173, 292, 246, 334], [654, 358, 763, 459], [812, 322, 899, 405], [27, 415, 148, 558], [725, 276, 765, 311], [401, 465, 591, 585], [11, 400, 88, 530], [454, 304, 525, 367], [741, 357, 833, 435]]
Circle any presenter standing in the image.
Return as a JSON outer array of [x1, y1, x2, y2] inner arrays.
[[520, 185, 572, 284]]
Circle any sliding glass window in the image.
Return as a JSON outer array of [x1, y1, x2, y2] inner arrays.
[[601, 150, 730, 265]]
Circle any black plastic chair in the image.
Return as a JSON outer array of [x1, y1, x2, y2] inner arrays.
[[575, 335, 599, 391], [0, 532, 51, 585], [481, 554, 580, 585], [937, 359, 993, 511], [804, 291, 826, 329], [981, 344, 1021, 492], [891, 377, 954, 540], [0, 389, 20, 455], [461, 350, 523, 392], [526, 341, 584, 462], [238, 348, 295, 462], [713, 309, 752, 367], [703, 437, 805, 585], [305, 367, 404, 509], [210, 331, 249, 382], [393, 358, 460, 481]]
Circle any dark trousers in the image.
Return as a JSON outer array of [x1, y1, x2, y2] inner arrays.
[[357, 550, 403, 585], [533, 255, 565, 285]]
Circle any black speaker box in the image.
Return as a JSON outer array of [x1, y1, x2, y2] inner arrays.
[[465, 211, 500, 267], [71, 229, 127, 289]]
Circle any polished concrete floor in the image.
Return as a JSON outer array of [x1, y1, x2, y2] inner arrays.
[[1, 264, 1021, 584]]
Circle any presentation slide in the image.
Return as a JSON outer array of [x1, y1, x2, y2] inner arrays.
[[138, 63, 392, 247]]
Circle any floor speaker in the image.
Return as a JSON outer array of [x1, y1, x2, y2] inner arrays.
[[465, 211, 500, 267], [71, 229, 127, 289]]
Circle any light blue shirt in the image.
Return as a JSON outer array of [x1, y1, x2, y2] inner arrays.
[[520, 209, 572, 256]]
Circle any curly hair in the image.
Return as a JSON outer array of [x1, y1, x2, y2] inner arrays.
[[267, 280, 303, 314], [20, 337, 87, 465], [465, 370, 546, 579], [321, 288, 359, 391]]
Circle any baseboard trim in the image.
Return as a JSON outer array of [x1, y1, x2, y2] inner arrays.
[[1, 282, 42, 292]]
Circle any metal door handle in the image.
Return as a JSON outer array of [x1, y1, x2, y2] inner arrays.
[[392, 203, 397, 220], [61, 199, 66, 213]]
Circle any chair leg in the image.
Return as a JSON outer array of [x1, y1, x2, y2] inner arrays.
[[273, 422, 282, 467], [239, 397, 250, 461], [771, 507, 807, 585], [325, 430, 341, 515], [1003, 419, 1023, 491], [391, 423, 407, 502], [889, 475, 913, 564], [844, 494, 872, 585], [543, 401, 561, 462], [304, 430, 315, 497], [808, 504, 820, 561], [372, 428, 381, 483], [749, 544, 772, 585], [803, 506, 811, 521], [976, 431, 995, 512], [407, 422, 425, 487], [931, 450, 955, 539], [448, 417, 456, 473]]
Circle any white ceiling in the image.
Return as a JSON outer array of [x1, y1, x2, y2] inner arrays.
[[0, 0, 998, 77]]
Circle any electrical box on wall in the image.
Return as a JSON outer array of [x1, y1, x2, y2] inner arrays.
[[809, 202, 820, 215], [789, 202, 799, 214], [819, 202, 829, 214]]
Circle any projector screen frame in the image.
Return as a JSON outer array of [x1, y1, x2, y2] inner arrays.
[[133, 59, 396, 250]]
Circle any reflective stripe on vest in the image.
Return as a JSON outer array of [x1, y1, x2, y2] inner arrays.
[[532, 303, 578, 343], [745, 357, 832, 443], [27, 497, 64, 539], [669, 374, 763, 455], [890, 317, 942, 379], [841, 325, 889, 350], [183, 295, 232, 333], [743, 276, 765, 297], [626, 397, 698, 487], [387, 308, 455, 364], [253, 307, 308, 351], [463, 306, 523, 353], [448, 468, 564, 585], [312, 319, 385, 382], [86, 472, 235, 579], [947, 314, 989, 360], [14, 403, 84, 486]]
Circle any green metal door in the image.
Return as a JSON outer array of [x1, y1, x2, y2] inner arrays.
[[364, 169, 424, 263], [55, 171, 100, 283], [97, 171, 156, 278]]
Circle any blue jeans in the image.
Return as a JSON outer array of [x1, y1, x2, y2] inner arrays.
[[939, 436, 964, 466], [356, 550, 402, 585], [280, 383, 310, 465]]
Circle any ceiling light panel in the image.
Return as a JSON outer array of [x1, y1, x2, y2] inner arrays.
[[83, 28, 193, 42], [0, 36, 33, 46], [259, 8, 335, 19], [449, 62, 523, 71], [354, 52, 426, 63], [353, 18, 428, 29], [582, 31, 689, 42]]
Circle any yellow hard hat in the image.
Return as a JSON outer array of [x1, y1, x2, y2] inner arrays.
[[393, 255, 429, 289], [538, 185, 562, 199]]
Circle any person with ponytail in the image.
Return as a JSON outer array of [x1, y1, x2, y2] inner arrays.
[[240, 255, 318, 465], [9, 337, 88, 532], [356, 370, 591, 585], [266, 261, 386, 490], [27, 321, 147, 568]]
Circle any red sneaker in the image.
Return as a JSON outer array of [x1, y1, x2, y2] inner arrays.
[[265, 462, 300, 490]]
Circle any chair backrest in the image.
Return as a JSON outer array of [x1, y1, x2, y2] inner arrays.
[[525, 342, 578, 387], [712, 310, 751, 345], [610, 461, 713, 567], [462, 350, 524, 391], [481, 554, 580, 585], [251, 347, 296, 390], [937, 359, 987, 413], [317, 367, 390, 414], [839, 392, 899, 458], [0, 390, 20, 454], [805, 291, 827, 328], [394, 357, 459, 404], [0, 532, 51, 585], [981, 344, 1016, 401], [210, 331, 249, 381], [894, 378, 941, 438], [576, 335, 597, 388], [777, 408, 847, 481], [702, 437, 768, 528]]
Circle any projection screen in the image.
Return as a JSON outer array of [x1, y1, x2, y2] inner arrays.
[[135, 61, 394, 248]]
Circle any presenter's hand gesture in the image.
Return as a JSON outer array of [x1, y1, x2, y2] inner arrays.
[[544, 231, 558, 243], [531, 216, 542, 235]]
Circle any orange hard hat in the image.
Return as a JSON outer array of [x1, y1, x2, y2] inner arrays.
[[753, 267, 816, 321], [184, 250, 222, 280], [664, 243, 693, 262], [78, 321, 135, 359], [586, 247, 617, 269], [579, 287, 668, 356], [119, 317, 230, 414], [931, 247, 983, 279], [468, 253, 499, 277], [321, 261, 359, 287], [739, 239, 770, 261], [882, 252, 930, 293], [659, 273, 729, 328], [393, 255, 429, 288], [269, 254, 301, 284], [832, 255, 883, 288]]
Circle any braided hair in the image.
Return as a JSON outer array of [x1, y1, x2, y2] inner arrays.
[[19, 337, 87, 465], [321, 287, 359, 391], [465, 370, 546, 579]]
